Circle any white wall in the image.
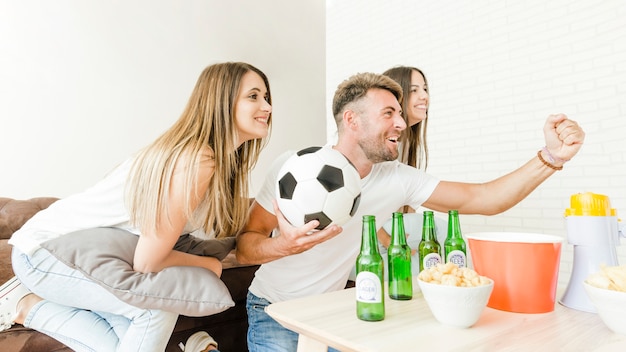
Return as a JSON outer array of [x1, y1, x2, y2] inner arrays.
[[327, 0, 626, 284], [0, 0, 326, 199], [3, 0, 625, 286]]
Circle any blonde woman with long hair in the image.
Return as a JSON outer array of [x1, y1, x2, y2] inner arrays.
[[2, 62, 272, 351]]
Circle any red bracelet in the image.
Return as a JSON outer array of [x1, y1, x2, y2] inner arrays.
[[537, 150, 563, 171]]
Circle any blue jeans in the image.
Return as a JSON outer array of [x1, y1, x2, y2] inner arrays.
[[246, 291, 339, 352], [12, 248, 178, 352]]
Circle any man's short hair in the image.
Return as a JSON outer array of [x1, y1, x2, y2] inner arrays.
[[332, 72, 403, 124]]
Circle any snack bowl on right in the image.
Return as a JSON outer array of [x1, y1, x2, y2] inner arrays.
[[583, 281, 626, 335], [417, 272, 494, 328]]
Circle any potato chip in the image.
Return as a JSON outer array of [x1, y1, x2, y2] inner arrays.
[[586, 264, 626, 292], [418, 263, 490, 287]]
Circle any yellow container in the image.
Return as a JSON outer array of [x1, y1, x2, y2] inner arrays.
[[565, 192, 616, 217]]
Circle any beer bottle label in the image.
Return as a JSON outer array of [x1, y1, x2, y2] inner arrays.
[[422, 252, 442, 270], [446, 250, 467, 268], [355, 271, 383, 303]]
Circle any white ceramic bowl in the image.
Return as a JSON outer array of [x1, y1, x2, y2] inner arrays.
[[583, 281, 626, 335], [417, 278, 494, 328]]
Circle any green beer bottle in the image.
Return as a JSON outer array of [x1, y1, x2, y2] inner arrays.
[[418, 211, 442, 272], [388, 212, 412, 300], [356, 215, 385, 321], [444, 210, 467, 268]]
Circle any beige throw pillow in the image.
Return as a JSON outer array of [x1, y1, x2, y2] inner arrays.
[[40, 227, 235, 317]]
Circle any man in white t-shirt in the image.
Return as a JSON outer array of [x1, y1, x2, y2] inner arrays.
[[236, 72, 585, 352]]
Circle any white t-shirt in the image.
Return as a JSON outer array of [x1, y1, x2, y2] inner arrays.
[[249, 146, 440, 303], [9, 158, 201, 255]]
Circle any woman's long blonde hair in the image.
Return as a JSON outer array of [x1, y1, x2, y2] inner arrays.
[[126, 62, 272, 238]]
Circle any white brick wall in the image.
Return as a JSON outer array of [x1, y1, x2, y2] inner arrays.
[[327, 0, 626, 285]]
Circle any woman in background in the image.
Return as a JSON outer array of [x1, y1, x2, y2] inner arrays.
[[382, 65, 430, 170], [1, 62, 272, 352]]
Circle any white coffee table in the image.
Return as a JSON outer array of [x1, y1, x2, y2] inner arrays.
[[266, 282, 626, 351]]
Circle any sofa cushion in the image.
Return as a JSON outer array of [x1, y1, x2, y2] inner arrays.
[[0, 240, 14, 285], [40, 227, 235, 317], [0, 325, 72, 352], [0, 197, 58, 240]]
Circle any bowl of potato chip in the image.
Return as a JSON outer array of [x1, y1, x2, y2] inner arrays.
[[583, 264, 626, 335], [417, 262, 493, 328]]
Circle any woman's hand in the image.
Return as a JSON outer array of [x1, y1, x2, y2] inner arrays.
[[200, 256, 223, 277], [134, 234, 224, 276]]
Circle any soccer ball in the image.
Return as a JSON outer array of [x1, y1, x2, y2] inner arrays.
[[276, 146, 362, 230]]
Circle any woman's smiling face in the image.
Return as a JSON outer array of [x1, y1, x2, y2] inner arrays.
[[406, 69, 429, 127], [234, 70, 272, 146]]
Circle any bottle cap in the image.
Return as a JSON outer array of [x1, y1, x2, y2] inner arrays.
[[564, 192, 617, 217]]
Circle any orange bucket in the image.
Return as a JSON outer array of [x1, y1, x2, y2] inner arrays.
[[467, 232, 563, 313]]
